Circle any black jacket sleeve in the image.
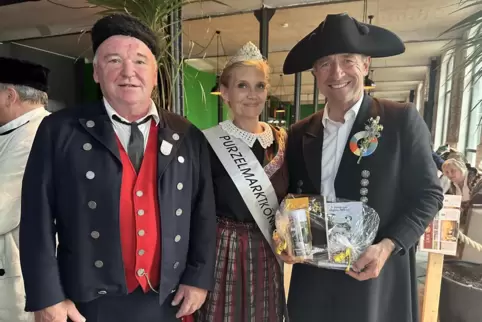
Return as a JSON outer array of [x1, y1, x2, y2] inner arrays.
[[382, 106, 444, 254]]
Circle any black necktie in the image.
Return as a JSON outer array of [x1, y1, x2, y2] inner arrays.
[[112, 115, 152, 172]]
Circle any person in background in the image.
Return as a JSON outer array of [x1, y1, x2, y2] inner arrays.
[[20, 14, 216, 322], [0, 57, 51, 322], [442, 158, 482, 258], [198, 41, 287, 322], [442, 158, 482, 204]]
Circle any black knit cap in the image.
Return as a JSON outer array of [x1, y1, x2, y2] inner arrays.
[[91, 14, 160, 57], [0, 57, 50, 93]]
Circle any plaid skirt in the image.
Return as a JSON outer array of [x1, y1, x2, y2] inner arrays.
[[197, 217, 284, 322]]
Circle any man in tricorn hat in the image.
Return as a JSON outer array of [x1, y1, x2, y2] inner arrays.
[[20, 14, 216, 322], [281, 13, 443, 322], [0, 57, 50, 322]]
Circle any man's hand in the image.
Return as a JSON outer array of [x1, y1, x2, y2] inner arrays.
[[34, 300, 85, 322], [272, 232, 304, 264], [172, 284, 207, 318], [276, 251, 304, 264], [346, 238, 395, 281]]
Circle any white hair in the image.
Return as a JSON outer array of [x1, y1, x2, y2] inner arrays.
[[0, 83, 48, 105]]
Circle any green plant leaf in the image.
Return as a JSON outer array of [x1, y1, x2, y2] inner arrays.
[[442, 11, 482, 34]]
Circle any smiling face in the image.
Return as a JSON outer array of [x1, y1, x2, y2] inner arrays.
[[93, 35, 157, 109], [220, 62, 269, 121], [312, 53, 370, 106]]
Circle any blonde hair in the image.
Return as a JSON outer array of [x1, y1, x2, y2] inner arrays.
[[442, 158, 468, 176], [219, 60, 271, 88]]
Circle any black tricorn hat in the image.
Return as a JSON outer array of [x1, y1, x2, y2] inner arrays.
[[0, 57, 50, 92], [283, 13, 405, 74], [91, 13, 160, 58]]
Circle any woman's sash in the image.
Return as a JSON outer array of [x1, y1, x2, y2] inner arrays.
[[204, 125, 280, 257]]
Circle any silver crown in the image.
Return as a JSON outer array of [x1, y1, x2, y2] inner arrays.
[[225, 41, 264, 68]]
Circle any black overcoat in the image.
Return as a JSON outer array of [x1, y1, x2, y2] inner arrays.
[[286, 95, 443, 322]]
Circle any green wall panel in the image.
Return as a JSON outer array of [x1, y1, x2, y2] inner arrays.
[[183, 64, 218, 130]]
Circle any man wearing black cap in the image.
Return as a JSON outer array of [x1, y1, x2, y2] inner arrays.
[[281, 13, 443, 322], [0, 57, 50, 322], [20, 14, 215, 322]]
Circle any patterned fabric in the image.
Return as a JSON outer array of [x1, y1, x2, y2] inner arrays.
[[264, 126, 287, 178], [197, 218, 284, 322], [220, 120, 274, 149]]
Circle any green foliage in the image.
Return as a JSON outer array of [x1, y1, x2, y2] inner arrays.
[[443, 1, 482, 116]]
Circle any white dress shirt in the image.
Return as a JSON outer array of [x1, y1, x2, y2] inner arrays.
[[103, 98, 160, 153], [320, 95, 364, 200]]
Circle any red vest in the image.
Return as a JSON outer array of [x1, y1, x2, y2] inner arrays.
[[116, 121, 161, 293]]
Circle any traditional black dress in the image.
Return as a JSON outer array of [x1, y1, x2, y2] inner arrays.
[[198, 120, 288, 322]]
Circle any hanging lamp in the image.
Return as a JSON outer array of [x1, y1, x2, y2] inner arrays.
[[211, 31, 222, 95]]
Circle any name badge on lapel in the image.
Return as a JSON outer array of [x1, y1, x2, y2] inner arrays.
[[160, 140, 173, 156]]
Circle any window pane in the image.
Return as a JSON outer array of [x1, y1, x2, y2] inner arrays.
[[434, 50, 453, 148], [467, 69, 482, 150], [466, 24, 482, 153]]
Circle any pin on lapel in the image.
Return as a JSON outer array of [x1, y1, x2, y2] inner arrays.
[[349, 116, 383, 164], [160, 140, 173, 155]]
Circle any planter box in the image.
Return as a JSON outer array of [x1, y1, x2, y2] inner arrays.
[[439, 261, 482, 322]]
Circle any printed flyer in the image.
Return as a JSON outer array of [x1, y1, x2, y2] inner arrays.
[[419, 195, 462, 255]]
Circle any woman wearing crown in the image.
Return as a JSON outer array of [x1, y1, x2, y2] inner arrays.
[[198, 42, 287, 321]]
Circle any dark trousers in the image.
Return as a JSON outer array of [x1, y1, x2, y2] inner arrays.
[[70, 288, 180, 322]]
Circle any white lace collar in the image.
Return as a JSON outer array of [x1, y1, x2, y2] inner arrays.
[[220, 120, 274, 149]]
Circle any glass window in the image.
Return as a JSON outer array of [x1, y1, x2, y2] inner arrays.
[[464, 23, 482, 165], [434, 50, 455, 149]]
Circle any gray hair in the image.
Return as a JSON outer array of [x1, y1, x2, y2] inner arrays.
[[0, 83, 48, 106]]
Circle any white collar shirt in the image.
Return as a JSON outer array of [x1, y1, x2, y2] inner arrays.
[[320, 94, 364, 201]]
